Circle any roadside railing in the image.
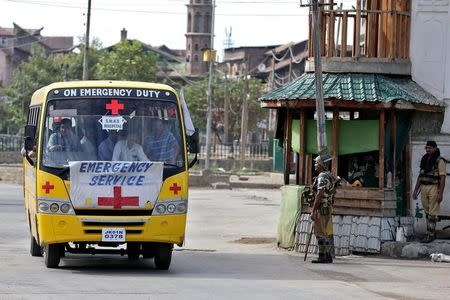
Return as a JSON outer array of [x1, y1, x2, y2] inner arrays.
[[198, 141, 270, 160], [0, 134, 22, 152]]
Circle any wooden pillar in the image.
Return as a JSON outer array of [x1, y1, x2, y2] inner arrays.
[[354, 0, 361, 58], [341, 11, 348, 57], [327, 5, 335, 57], [284, 109, 292, 185], [391, 110, 397, 189], [377, 9, 384, 57], [379, 110, 385, 188], [332, 107, 339, 177], [405, 131, 412, 214], [299, 109, 306, 185], [390, 1, 397, 59]]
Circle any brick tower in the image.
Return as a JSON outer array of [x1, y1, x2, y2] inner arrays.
[[185, 0, 212, 76]]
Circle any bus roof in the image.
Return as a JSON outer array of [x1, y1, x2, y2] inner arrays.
[[30, 81, 178, 106]]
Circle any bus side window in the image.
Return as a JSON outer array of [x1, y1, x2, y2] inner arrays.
[[23, 106, 41, 164]]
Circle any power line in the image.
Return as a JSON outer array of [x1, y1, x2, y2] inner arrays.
[[4, 0, 309, 16]]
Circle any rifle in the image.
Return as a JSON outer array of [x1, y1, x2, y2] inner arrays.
[[304, 222, 314, 261]]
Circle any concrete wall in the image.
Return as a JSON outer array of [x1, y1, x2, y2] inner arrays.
[[411, 0, 450, 132]]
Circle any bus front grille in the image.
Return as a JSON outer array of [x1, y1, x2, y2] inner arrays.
[[74, 209, 152, 216]]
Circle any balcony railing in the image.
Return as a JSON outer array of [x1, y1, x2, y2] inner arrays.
[[308, 0, 411, 60]]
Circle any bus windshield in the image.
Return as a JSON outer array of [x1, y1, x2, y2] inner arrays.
[[42, 98, 184, 169]]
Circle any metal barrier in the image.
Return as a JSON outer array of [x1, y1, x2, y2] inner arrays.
[[0, 134, 22, 151], [199, 141, 270, 160]]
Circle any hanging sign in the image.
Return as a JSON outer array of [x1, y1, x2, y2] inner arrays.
[[98, 116, 126, 131]]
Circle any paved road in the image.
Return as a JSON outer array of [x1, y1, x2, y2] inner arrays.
[[0, 184, 449, 299]]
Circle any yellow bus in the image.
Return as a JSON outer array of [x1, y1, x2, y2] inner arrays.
[[23, 81, 198, 269]]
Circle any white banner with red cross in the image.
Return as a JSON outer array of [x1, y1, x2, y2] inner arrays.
[[69, 161, 163, 209]]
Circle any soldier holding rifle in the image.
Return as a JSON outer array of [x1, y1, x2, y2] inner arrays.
[[306, 154, 336, 264]]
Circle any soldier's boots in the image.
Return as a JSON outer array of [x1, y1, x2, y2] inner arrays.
[[311, 252, 333, 264]]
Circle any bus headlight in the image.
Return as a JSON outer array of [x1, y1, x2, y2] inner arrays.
[[155, 204, 166, 214], [167, 204, 176, 213], [153, 199, 187, 215], [38, 202, 49, 212], [37, 198, 74, 215], [60, 203, 71, 213]]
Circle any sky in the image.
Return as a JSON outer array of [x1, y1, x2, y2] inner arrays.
[[1, 0, 316, 58]]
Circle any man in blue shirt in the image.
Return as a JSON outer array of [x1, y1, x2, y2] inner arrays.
[[144, 118, 179, 164]]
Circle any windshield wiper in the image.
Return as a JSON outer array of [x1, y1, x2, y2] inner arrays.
[[163, 162, 180, 168]]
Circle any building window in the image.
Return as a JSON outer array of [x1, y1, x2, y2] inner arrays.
[[194, 44, 199, 51], [186, 55, 190, 62], [204, 14, 210, 33], [188, 44, 191, 50], [187, 13, 192, 32], [194, 13, 201, 33]]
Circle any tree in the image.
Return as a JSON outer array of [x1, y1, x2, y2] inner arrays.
[[1, 45, 64, 133], [182, 73, 266, 142], [94, 40, 157, 81]]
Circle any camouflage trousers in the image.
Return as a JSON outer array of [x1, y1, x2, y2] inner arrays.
[[314, 206, 333, 255]]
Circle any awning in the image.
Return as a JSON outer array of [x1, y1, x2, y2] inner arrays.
[[260, 73, 444, 107]]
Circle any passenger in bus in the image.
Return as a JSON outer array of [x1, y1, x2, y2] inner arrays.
[[80, 127, 97, 160], [144, 118, 180, 164], [98, 130, 118, 161], [47, 118, 81, 152], [112, 130, 149, 161]]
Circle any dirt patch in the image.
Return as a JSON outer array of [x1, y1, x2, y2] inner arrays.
[[231, 237, 276, 244]]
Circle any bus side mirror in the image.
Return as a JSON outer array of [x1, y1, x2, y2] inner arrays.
[[187, 128, 199, 154], [187, 128, 199, 169], [24, 125, 36, 151]]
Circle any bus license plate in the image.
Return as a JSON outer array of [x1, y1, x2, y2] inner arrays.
[[102, 228, 126, 242]]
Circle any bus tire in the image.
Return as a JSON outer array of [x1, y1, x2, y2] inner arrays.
[[154, 243, 172, 270], [44, 244, 61, 268], [30, 236, 42, 257], [127, 242, 140, 260], [142, 242, 155, 259]]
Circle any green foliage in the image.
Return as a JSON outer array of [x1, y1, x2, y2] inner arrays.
[[183, 74, 267, 141], [94, 40, 157, 81]]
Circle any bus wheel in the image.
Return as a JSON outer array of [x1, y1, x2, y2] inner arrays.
[[154, 243, 172, 270], [127, 242, 140, 260], [30, 236, 42, 257], [44, 244, 61, 268], [142, 242, 155, 259]]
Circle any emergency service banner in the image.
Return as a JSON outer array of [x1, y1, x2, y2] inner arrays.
[[69, 161, 164, 209]]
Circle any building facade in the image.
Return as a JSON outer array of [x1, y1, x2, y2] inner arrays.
[[0, 23, 73, 88]]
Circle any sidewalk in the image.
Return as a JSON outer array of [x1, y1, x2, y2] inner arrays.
[[188, 170, 286, 189]]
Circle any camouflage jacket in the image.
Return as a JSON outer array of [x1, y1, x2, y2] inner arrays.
[[312, 170, 335, 208]]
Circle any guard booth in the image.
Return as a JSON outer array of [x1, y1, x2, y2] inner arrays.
[[260, 73, 445, 255]]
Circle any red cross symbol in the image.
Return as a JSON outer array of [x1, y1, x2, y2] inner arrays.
[[106, 99, 124, 115], [42, 181, 54, 194], [169, 183, 181, 195], [98, 186, 139, 209]]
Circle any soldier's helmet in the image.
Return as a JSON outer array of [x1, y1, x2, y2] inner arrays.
[[314, 153, 332, 169]]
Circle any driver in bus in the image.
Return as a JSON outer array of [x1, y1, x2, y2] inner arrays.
[[112, 129, 149, 161], [47, 118, 81, 153]]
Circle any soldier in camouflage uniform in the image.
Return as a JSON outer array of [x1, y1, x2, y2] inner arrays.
[[311, 154, 335, 263]]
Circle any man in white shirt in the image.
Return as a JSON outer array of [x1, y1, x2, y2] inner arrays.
[[112, 130, 148, 161]]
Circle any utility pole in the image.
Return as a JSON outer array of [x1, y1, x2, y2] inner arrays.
[[205, 0, 215, 170], [223, 70, 229, 144], [82, 0, 92, 80], [310, 0, 328, 156], [240, 58, 249, 169]]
